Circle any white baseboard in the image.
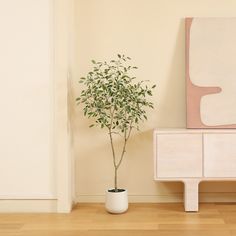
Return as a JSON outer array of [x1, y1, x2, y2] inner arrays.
[[199, 193, 236, 202], [2, 193, 235, 213], [76, 194, 183, 203], [76, 193, 236, 203], [0, 199, 57, 213], [0, 194, 56, 199]]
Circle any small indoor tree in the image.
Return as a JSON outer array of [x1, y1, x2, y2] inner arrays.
[[76, 54, 155, 193]]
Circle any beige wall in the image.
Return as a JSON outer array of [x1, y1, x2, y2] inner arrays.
[[0, 0, 55, 199], [0, 0, 75, 212], [72, 0, 236, 202]]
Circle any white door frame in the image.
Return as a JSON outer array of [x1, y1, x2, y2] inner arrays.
[[54, 0, 75, 213]]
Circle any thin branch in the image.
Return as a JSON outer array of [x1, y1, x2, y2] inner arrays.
[[116, 130, 127, 169], [126, 122, 133, 141], [108, 107, 117, 168], [109, 131, 123, 137], [108, 130, 116, 169], [116, 122, 133, 169]]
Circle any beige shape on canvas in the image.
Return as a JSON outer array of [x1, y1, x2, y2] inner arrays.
[[187, 18, 236, 128]]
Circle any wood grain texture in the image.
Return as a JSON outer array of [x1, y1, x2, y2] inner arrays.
[[184, 179, 200, 211], [1, 203, 236, 236], [154, 129, 236, 212], [156, 134, 202, 178], [204, 134, 236, 177]]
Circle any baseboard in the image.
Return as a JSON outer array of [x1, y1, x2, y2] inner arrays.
[[0, 199, 57, 213], [0, 194, 56, 199], [76, 193, 236, 203], [76, 194, 183, 203], [129, 194, 183, 202], [2, 194, 235, 212], [199, 193, 236, 202]]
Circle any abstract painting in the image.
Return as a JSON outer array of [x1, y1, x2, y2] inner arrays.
[[186, 18, 236, 128]]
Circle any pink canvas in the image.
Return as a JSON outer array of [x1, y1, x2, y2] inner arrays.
[[186, 17, 236, 128]]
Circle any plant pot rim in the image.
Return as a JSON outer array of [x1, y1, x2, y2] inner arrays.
[[106, 189, 127, 193]]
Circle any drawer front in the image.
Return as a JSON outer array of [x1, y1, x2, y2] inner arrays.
[[204, 134, 236, 177], [156, 134, 202, 178]]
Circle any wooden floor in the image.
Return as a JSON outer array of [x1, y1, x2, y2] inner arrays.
[[1, 203, 236, 235]]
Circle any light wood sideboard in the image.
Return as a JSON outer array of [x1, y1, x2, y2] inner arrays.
[[154, 129, 236, 212]]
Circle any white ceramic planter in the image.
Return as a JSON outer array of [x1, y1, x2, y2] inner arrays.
[[105, 189, 128, 214]]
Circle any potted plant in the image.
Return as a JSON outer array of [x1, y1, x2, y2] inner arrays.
[[76, 54, 155, 213]]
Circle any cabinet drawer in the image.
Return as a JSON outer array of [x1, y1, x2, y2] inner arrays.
[[156, 134, 202, 178], [204, 134, 236, 177]]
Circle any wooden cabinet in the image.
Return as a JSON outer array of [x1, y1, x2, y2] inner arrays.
[[154, 129, 236, 212], [204, 134, 236, 177], [157, 134, 202, 178]]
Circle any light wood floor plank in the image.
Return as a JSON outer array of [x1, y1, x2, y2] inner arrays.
[[1, 203, 236, 236]]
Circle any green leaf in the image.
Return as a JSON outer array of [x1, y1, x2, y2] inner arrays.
[[77, 54, 155, 134], [89, 124, 95, 128]]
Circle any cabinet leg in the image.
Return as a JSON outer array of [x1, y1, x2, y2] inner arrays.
[[183, 180, 199, 212]]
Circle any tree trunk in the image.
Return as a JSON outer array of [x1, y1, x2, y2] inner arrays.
[[114, 167, 118, 192]]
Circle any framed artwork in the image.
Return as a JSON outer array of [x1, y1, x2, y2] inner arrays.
[[186, 18, 236, 128]]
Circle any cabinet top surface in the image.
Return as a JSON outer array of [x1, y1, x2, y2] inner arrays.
[[154, 128, 236, 134]]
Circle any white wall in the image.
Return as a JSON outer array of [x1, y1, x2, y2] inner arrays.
[[0, 0, 55, 199], [72, 0, 236, 202]]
